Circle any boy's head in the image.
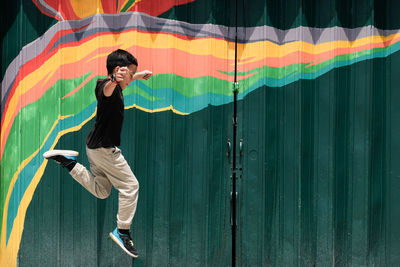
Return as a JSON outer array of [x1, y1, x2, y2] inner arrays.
[[106, 49, 138, 75]]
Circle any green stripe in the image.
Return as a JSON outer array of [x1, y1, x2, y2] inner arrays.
[[120, 0, 136, 13]]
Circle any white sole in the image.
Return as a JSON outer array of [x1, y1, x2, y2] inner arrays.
[[109, 232, 139, 258], [43, 150, 79, 158]]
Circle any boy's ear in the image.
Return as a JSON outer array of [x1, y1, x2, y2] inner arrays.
[[113, 66, 120, 73]]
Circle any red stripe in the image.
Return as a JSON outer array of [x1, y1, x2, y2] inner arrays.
[[1, 23, 92, 127], [101, 0, 117, 14], [131, 0, 195, 17]]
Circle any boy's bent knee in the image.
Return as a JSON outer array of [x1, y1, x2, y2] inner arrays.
[[96, 188, 111, 199], [98, 193, 110, 199]]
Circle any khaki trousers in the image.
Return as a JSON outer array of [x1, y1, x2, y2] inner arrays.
[[70, 146, 139, 229]]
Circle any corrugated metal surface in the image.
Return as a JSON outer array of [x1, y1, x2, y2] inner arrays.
[[1, 0, 400, 266], [239, 55, 400, 266]]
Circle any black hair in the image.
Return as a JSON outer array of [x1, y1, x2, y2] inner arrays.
[[106, 49, 138, 75]]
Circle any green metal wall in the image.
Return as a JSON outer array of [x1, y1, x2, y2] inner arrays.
[[239, 55, 400, 266], [2, 0, 400, 266]]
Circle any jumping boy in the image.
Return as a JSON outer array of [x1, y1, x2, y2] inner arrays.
[[43, 49, 152, 258]]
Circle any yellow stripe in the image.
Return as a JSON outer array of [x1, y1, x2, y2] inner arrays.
[[3, 31, 400, 148], [0, 111, 96, 266], [125, 104, 189, 115]]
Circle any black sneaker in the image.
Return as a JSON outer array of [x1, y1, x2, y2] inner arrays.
[[43, 150, 78, 169], [109, 227, 139, 258]]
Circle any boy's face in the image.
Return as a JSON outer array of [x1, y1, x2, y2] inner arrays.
[[126, 64, 138, 82]]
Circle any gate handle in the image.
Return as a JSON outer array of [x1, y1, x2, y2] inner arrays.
[[239, 139, 243, 156], [226, 139, 231, 157]]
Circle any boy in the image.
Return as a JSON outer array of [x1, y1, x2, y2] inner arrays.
[[44, 49, 152, 258]]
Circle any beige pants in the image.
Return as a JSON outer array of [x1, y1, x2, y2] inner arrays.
[[70, 146, 139, 229]]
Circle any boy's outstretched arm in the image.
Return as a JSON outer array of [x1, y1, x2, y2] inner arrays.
[[133, 70, 152, 81]]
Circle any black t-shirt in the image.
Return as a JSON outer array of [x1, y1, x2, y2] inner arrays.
[[86, 79, 124, 148]]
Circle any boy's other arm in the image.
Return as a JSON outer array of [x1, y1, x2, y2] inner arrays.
[[103, 80, 117, 97], [103, 66, 126, 96]]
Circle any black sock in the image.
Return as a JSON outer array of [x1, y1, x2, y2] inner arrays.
[[118, 229, 130, 235]]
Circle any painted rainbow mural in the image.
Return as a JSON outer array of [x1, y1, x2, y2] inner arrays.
[[2, 0, 400, 265]]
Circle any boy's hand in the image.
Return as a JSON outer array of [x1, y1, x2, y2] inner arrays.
[[115, 66, 130, 83], [134, 70, 152, 81]]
